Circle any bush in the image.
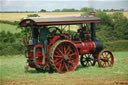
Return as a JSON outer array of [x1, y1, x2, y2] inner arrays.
[[0, 31, 24, 56], [0, 42, 24, 56], [104, 40, 128, 51], [27, 14, 40, 17], [0, 20, 19, 25]]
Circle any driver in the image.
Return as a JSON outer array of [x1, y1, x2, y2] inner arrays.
[[40, 26, 50, 54]]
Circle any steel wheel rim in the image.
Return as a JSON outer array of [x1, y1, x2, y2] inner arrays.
[[53, 41, 79, 73], [98, 49, 114, 68]]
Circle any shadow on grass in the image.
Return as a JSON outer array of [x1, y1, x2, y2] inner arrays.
[[75, 64, 99, 71], [75, 65, 87, 71], [27, 64, 99, 73], [27, 69, 47, 74]]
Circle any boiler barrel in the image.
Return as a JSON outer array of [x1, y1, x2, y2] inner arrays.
[[75, 40, 103, 54]]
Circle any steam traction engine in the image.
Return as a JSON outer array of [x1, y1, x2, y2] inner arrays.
[[19, 16, 114, 73]]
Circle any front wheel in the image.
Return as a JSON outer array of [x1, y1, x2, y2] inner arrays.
[[98, 49, 114, 68], [80, 54, 96, 67]]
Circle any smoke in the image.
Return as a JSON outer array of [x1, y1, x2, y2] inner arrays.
[[88, 0, 95, 8]]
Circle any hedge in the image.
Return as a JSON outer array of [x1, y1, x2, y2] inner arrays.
[[0, 20, 19, 25], [104, 40, 128, 51]]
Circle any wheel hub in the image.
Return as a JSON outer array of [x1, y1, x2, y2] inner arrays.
[[86, 57, 91, 62], [64, 55, 69, 61], [103, 57, 109, 62]]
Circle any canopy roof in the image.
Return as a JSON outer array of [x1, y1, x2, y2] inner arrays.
[[19, 16, 101, 27]]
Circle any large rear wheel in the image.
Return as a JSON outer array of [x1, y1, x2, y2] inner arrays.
[[49, 40, 79, 73]]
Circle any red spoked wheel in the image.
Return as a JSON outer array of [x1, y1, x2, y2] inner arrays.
[[98, 49, 114, 68], [49, 40, 79, 73]]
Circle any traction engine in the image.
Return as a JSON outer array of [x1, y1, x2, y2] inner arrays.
[[19, 16, 114, 73]]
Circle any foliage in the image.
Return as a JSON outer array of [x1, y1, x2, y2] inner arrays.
[[27, 14, 40, 17], [40, 9, 47, 12], [0, 31, 23, 56], [94, 11, 128, 41], [104, 40, 128, 51], [62, 8, 79, 12], [52, 9, 61, 12], [0, 20, 19, 25], [52, 8, 79, 12]]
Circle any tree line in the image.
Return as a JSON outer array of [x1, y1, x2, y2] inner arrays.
[[1, 8, 127, 13]]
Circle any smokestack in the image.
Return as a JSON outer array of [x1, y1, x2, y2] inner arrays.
[[89, 11, 96, 16]]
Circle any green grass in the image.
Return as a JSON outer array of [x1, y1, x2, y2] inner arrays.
[[0, 23, 21, 33], [0, 52, 128, 79]]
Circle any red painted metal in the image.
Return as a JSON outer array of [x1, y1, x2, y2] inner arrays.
[[20, 19, 36, 27], [19, 17, 101, 27], [36, 20, 100, 26], [27, 44, 49, 68], [75, 41, 96, 54], [98, 49, 114, 68], [48, 34, 71, 52]]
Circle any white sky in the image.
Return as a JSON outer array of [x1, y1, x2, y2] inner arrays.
[[0, 0, 128, 11]]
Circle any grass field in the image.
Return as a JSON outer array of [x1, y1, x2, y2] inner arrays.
[[0, 12, 128, 22], [0, 23, 21, 33], [0, 52, 128, 85], [0, 12, 82, 21]]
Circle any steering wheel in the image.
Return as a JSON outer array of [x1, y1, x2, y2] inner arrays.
[[48, 27, 62, 37]]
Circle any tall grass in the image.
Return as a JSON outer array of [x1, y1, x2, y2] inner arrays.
[[0, 12, 82, 21]]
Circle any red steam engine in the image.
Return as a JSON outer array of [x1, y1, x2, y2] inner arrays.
[[19, 16, 114, 73]]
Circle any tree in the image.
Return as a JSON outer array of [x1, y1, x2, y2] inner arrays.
[[52, 9, 61, 12], [111, 12, 128, 40], [40, 9, 47, 12], [62, 8, 79, 12]]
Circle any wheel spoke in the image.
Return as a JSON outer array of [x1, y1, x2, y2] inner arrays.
[[59, 63, 62, 70], [54, 58, 61, 63], [60, 45, 64, 53], [105, 53, 109, 58], [68, 60, 73, 66], [90, 61, 93, 65], [100, 58, 105, 62], [55, 59, 63, 65], [107, 61, 110, 66], [64, 46, 67, 54], [61, 63, 64, 70], [55, 51, 61, 56], [69, 56, 74, 60], [64, 62, 69, 71], [102, 53, 105, 58], [66, 50, 72, 56], [65, 46, 71, 54], [103, 62, 105, 67], [69, 53, 76, 57], [57, 48, 64, 56], [54, 55, 62, 58]]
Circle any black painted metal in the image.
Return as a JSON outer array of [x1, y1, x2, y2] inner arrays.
[[94, 40, 103, 53], [91, 23, 96, 41]]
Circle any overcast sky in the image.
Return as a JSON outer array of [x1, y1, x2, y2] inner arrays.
[[0, 0, 128, 11]]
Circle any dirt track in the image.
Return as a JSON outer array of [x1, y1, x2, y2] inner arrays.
[[1, 75, 128, 85]]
